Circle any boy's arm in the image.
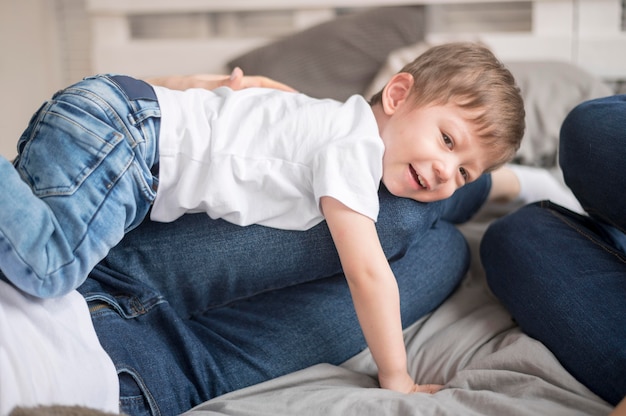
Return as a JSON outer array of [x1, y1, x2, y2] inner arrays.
[[320, 196, 441, 394]]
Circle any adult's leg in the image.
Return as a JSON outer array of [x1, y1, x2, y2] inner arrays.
[[481, 203, 626, 405], [82, 177, 491, 415], [82, 214, 469, 415], [96, 176, 490, 319], [560, 94, 626, 233], [482, 95, 626, 406]]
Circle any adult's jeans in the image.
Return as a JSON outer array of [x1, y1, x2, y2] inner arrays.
[[79, 176, 491, 416], [481, 95, 626, 406]]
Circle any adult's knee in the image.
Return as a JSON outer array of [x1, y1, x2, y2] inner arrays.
[[559, 96, 626, 211]]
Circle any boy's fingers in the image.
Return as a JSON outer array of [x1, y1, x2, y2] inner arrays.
[[411, 383, 443, 394]]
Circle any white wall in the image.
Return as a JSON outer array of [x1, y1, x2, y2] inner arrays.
[[0, 0, 63, 160]]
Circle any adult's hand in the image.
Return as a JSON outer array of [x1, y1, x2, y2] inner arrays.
[[145, 67, 296, 92]]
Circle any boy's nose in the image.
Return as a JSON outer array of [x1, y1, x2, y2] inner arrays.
[[433, 160, 455, 184]]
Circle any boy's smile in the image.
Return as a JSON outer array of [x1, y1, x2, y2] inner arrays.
[[409, 165, 427, 189]]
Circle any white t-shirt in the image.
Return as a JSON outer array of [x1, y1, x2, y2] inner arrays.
[[151, 87, 384, 230], [0, 280, 119, 414]]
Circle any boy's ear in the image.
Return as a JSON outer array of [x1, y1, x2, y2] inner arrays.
[[381, 72, 414, 115]]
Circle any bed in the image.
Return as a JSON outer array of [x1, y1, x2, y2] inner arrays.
[[183, 215, 614, 415], [84, 2, 618, 415]]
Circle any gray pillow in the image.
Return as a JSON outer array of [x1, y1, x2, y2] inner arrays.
[[506, 61, 612, 167], [228, 6, 426, 101]]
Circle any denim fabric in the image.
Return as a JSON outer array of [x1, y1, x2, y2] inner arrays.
[[560, 95, 626, 234], [80, 177, 491, 415], [481, 95, 626, 406], [0, 75, 160, 298]]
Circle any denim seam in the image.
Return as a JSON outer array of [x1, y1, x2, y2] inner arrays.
[[545, 204, 626, 264], [59, 85, 156, 204], [17, 101, 52, 157], [63, 86, 135, 147], [84, 292, 167, 319], [583, 207, 626, 235]]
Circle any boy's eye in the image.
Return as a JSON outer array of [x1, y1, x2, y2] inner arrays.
[[442, 133, 453, 149], [459, 167, 469, 182]]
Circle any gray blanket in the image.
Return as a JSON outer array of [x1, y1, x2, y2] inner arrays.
[[185, 210, 612, 416]]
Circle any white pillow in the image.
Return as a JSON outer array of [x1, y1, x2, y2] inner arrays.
[[0, 280, 119, 414]]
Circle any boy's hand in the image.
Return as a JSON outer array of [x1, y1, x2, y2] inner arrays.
[[410, 383, 444, 394], [379, 371, 443, 394]]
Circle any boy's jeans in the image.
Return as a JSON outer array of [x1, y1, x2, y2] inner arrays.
[[0, 75, 160, 298]]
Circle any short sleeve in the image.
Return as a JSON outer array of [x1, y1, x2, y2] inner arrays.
[[311, 134, 384, 222]]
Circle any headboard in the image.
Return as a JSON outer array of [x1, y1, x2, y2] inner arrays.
[[86, 0, 626, 81]]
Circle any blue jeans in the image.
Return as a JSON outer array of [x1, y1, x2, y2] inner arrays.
[[481, 95, 626, 406], [79, 177, 491, 416], [0, 75, 160, 298]]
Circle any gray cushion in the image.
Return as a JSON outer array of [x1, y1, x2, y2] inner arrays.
[[506, 61, 612, 167], [228, 6, 426, 101]]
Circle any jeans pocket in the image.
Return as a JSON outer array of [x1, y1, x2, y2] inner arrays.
[[17, 99, 125, 197], [118, 368, 159, 416], [86, 296, 163, 416]]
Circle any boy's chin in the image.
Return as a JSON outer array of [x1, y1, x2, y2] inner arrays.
[[382, 182, 430, 203]]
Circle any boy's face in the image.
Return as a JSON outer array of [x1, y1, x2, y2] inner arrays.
[[378, 82, 492, 203]]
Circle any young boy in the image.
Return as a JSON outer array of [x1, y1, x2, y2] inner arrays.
[[0, 42, 525, 394]]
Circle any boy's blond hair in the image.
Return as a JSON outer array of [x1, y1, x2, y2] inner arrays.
[[370, 42, 525, 170]]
